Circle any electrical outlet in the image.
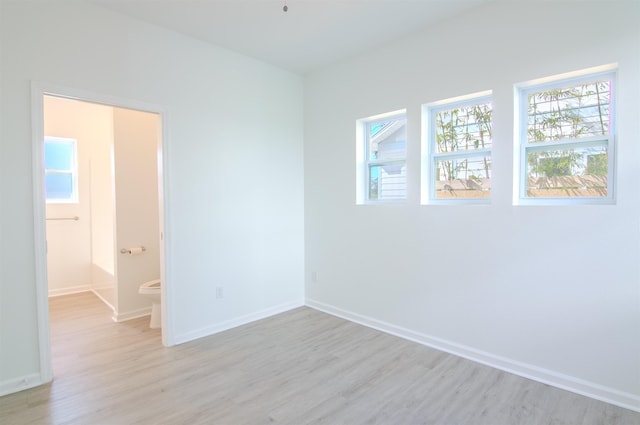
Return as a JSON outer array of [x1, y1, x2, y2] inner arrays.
[[311, 271, 318, 283], [216, 286, 224, 299]]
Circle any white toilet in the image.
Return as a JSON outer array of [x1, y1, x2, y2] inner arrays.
[[139, 279, 161, 329]]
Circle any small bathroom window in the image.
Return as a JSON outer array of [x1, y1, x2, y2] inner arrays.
[[44, 137, 79, 203]]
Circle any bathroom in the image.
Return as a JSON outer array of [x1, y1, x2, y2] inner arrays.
[[44, 95, 163, 328]]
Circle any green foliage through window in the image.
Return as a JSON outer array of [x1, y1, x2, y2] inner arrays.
[[527, 81, 610, 143], [428, 97, 493, 201], [521, 71, 614, 200]]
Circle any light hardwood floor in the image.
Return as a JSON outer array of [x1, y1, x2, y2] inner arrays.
[[1, 292, 638, 424]]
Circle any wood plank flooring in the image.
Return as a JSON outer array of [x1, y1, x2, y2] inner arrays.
[[1, 292, 638, 424]]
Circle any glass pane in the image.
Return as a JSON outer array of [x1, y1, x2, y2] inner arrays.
[[45, 140, 73, 170], [434, 156, 491, 199], [46, 172, 74, 200], [369, 163, 406, 200], [434, 102, 492, 154], [526, 146, 608, 197], [367, 117, 406, 161], [527, 80, 611, 143]]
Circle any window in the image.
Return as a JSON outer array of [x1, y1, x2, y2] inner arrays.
[[517, 68, 615, 203], [44, 137, 78, 203], [424, 93, 492, 203], [357, 110, 407, 203]]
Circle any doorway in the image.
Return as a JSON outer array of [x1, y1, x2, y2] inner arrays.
[[31, 83, 172, 384]]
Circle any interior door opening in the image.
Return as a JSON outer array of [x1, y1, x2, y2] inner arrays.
[[31, 84, 171, 385]]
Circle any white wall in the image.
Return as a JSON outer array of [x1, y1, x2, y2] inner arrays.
[[112, 107, 161, 319], [304, 1, 640, 410], [88, 102, 117, 308], [0, 0, 304, 395], [43, 96, 113, 296]]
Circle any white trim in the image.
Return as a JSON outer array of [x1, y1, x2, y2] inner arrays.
[[173, 300, 304, 345], [523, 135, 610, 151], [355, 120, 365, 204], [0, 373, 45, 398], [30, 81, 174, 397], [516, 196, 616, 207], [31, 86, 53, 386], [432, 147, 492, 161], [48, 285, 91, 297], [157, 109, 174, 346], [112, 307, 152, 322], [305, 298, 640, 413], [513, 84, 524, 204], [90, 288, 116, 312]]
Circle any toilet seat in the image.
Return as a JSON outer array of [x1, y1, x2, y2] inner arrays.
[[139, 279, 161, 329], [139, 279, 161, 295]]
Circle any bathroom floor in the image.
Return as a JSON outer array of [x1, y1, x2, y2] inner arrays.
[[0, 292, 638, 424]]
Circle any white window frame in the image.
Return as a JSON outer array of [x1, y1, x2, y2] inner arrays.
[[356, 109, 407, 204], [44, 136, 79, 204], [515, 66, 616, 205], [422, 91, 492, 205]]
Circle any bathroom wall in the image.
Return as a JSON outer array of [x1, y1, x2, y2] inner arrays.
[[43, 97, 160, 318], [112, 107, 161, 320], [43, 96, 113, 297], [89, 105, 117, 308]]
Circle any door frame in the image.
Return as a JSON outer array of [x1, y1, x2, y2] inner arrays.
[[31, 81, 175, 384]]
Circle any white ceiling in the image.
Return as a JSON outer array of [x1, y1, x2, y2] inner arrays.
[[92, 0, 491, 75]]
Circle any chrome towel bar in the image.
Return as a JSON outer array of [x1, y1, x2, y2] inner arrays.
[[120, 246, 146, 255]]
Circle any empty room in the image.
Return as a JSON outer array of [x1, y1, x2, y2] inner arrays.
[[1, 0, 639, 423]]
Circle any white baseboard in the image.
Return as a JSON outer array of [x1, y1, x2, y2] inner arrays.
[[0, 373, 47, 398], [112, 306, 151, 322], [305, 298, 640, 413], [90, 289, 116, 312], [174, 299, 305, 345], [89, 289, 150, 322], [48, 285, 91, 297]]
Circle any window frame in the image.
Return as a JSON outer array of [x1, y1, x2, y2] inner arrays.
[[515, 68, 616, 205], [423, 92, 493, 205], [44, 136, 79, 204], [356, 109, 407, 204]]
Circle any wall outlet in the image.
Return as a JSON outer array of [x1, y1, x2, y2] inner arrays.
[[215, 286, 224, 299], [311, 271, 318, 283]]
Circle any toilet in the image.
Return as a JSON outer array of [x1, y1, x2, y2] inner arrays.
[[139, 279, 161, 329]]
